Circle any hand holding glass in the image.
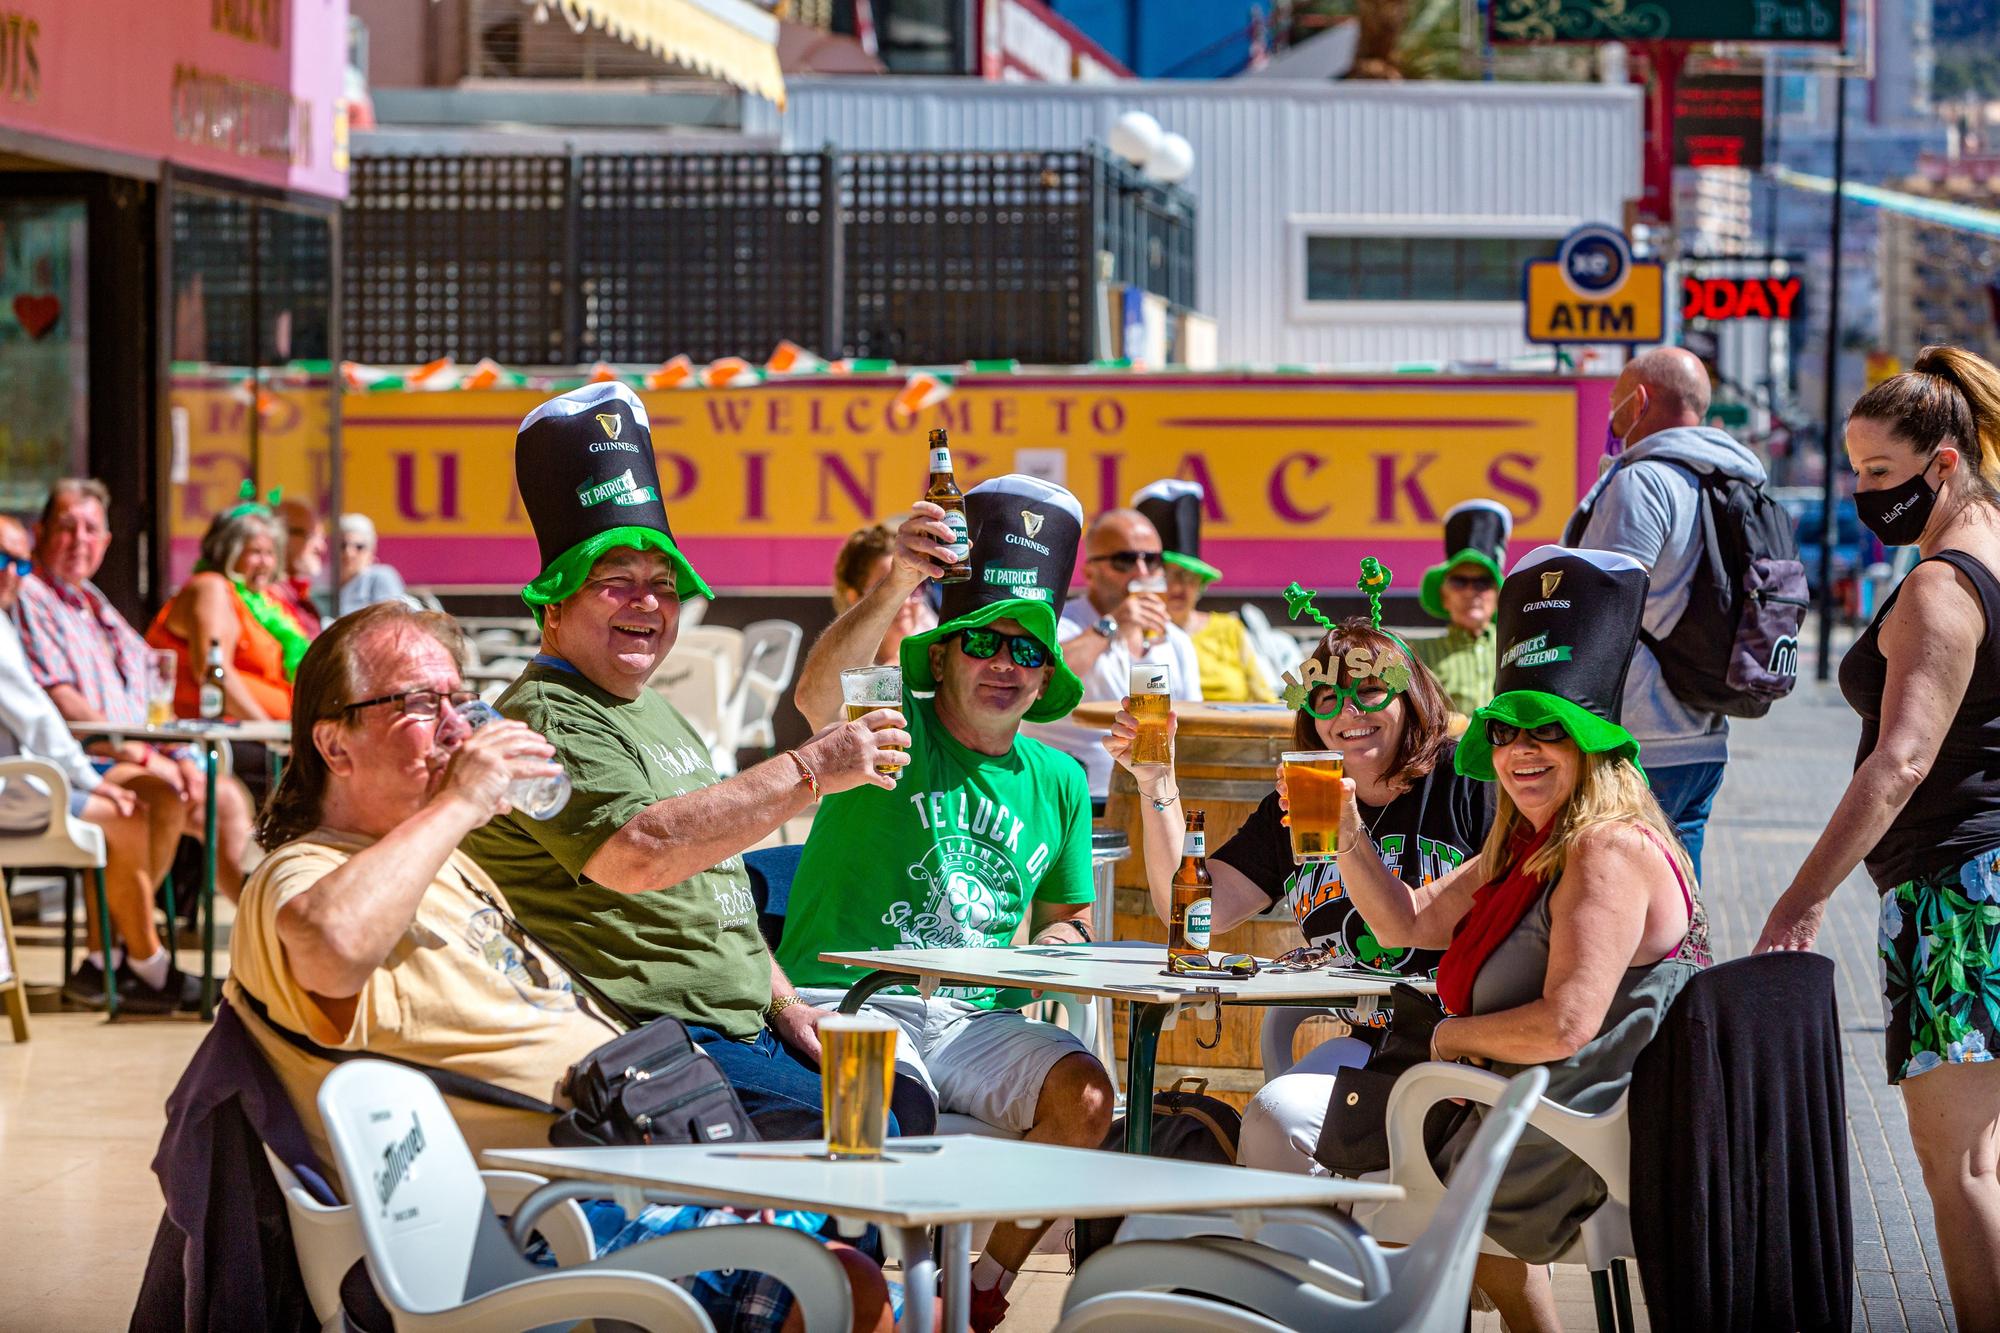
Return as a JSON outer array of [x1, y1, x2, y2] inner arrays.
[[840, 666, 905, 777], [452, 698, 572, 819], [1283, 750, 1344, 864], [1132, 574, 1169, 646]]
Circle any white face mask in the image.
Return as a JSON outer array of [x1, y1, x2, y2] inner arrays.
[[1606, 388, 1643, 456]]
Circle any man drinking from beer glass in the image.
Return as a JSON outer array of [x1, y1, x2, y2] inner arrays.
[[787, 476, 1114, 1333]]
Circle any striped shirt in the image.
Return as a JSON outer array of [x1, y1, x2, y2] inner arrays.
[[12, 571, 153, 726], [1409, 623, 1497, 719]]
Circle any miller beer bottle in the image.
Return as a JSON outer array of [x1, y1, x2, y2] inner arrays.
[[1168, 810, 1213, 973], [925, 427, 972, 584]]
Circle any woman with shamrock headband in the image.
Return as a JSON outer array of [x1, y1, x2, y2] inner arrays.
[[1104, 561, 1491, 1173], [147, 498, 304, 722]]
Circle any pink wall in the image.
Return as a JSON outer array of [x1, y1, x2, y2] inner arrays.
[[0, 0, 348, 199]]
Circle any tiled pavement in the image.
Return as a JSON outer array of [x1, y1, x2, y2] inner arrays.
[[1703, 676, 1956, 1331]]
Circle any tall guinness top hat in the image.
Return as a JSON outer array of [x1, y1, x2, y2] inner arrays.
[[1453, 545, 1650, 782], [900, 474, 1085, 723], [1419, 499, 1513, 621], [513, 382, 712, 619], [1132, 479, 1221, 583]]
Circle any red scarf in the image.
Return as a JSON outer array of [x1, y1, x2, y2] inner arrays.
[[1436, 818, 1557, 1016]]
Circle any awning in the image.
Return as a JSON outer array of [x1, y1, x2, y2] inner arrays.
[[549, 0, 787, 107]]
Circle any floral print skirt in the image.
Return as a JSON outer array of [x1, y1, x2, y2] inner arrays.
[[1878, 854, 2000, 1084]]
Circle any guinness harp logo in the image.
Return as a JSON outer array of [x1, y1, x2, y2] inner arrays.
[[1540, 570, 1563, 599], [594, 413, 622, 440], [1021, 510, 1045, 538]]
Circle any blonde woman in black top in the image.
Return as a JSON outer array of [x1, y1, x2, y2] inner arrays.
[[1757, 346, 2000, 1322]]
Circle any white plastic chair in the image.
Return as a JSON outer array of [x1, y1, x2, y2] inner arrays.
[[262, 1146, 597, 1333], [1059, 1290, 1296, 1332], [1058, 1065, 1551, 1333], [1237, 603, 1310, 692], [651, 648, 738, 773], [317, 1060, 856, 1332], [731, 620, 804, 753], [0, 759, 114, 1014]]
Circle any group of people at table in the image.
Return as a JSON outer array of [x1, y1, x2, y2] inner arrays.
[[109, 344, 2000, 1330]]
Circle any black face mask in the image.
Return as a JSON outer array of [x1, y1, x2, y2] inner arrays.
[[1855, 456, 1941, 547]]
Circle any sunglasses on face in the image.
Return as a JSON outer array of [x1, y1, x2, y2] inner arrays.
[[343, 687, 481, 720], [1087, 550, 1165, 573], [956, 628, 1050, 669], [1485, 720, 1571, 748], [1445, 573, 1497, 592], [0, 556, 30, 576]]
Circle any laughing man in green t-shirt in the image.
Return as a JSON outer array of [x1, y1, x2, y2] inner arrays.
[[463, 383, 909, 1142], [782, 475, 1112, 1332]]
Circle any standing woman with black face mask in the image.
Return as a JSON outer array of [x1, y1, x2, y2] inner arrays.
[[1757, 345, 2000, 1323]]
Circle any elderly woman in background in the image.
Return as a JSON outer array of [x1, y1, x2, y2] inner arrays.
[[831, 521, 936, 667], [147, 503, 300, 721], [336, 513, 413, 616], [1333, 547, 1707, 1330]]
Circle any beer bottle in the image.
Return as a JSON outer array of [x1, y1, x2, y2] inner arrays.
[[198, 642, 225, 721], [925, 427, 972, 584], [1168, 810, 1213, 973]]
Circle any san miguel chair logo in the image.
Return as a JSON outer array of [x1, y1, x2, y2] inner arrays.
[[372, 1111, 429, 1217], [1021, 510, 1045, 538]]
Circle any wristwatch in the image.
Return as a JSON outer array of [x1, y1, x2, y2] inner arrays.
[[1091, 615, 1118, 640]]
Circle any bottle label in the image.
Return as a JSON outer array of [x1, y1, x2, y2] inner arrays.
[[930, 446, 953, 473], [1185, 898, 1212, 949], [942, 509, 969, 562], [1183, 831, 1205, 858], [198, 684, 223, 719]]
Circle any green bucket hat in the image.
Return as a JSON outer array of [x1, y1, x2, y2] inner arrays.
[[1419, 499, 1513, 621], [513, 382, 712, 622], [1133, 479, 1222, 584], [900, 474, 1085, 724], [1453, 545, 1650, 782]]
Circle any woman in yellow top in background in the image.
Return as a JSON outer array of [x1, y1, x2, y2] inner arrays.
[[1134, 479, 1275, 703], [1410, 499, 1511, 718]]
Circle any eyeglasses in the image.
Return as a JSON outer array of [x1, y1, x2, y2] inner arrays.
[[1445, 573, 1497, 592], [1269, 943, 1335, 973], [957, 628, 1050, 669], [0, 556, 30, 577], [342, 687, 480, 720], [1485, 719, 1571, 747], [1087, 550, 1165, 573], [342, 540, 369, 553], [1166, 951, 1261, 978]]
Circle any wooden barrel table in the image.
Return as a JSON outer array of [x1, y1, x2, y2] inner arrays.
[[1075, 701, 1345, 1109]]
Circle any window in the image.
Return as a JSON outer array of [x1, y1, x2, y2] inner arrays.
[[1305, 235, 1556, 303]]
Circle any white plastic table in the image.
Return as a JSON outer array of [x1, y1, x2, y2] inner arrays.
[[66, 718, 290, 1018], [820, 943, 1432, 1154], [486, 1136, 1401, 1333]]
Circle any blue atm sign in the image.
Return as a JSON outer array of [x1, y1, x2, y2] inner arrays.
[[1524, 225, 1666, 345]]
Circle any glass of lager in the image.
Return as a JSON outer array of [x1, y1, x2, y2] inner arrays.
[[1129, 663, 1173, 767], [148, 650, 179, 728], [1132, 573, 1169, 647], [1283, 749, 1345, 864], [820, 1013, 900, 1159], [840, 665, 905, 777]]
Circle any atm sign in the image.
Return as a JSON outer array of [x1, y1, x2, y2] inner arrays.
[[1681, 276, 1804, 323]]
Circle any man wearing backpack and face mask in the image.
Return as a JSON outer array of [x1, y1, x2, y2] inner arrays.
[[1563, 347, 1773, 879]]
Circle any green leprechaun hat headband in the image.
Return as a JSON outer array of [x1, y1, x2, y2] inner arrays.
[[1277, 559, 1416, 720], [220, 479, 282, 522]]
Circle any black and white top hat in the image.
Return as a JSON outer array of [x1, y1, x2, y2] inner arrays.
[[1132, 479, 1221, 583], [1453, 545, 1650, 781], [901, 475, 1086, 723], [1420, 499, 1513, 620], [514, 381, 710, 617]]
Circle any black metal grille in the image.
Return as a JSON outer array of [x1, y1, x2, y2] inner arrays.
[[344, 147, 1195, 366], [576, 153, 827, 364], [342, 155, 570, 365]]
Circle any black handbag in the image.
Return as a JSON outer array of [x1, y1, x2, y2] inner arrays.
[[551, 1017, 759, 1148], [1311, 983, 1463, 1176]]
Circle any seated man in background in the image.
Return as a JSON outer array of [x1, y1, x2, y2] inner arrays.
[[463, 383, 905, 1139], [229, 601, 897, 1333], [786, 476, 1113, 1333], [16, 477, 257, 902], [0, 516, 193, 1012]]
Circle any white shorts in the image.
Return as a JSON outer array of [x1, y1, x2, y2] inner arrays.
[[1237, 1035, 1374, 1176], [798, 989, 1090, 1135]]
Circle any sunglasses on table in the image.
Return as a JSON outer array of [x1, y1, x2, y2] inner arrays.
[[956, 628, 1051, 669], [343, 687, 482, 720], [1087, 550, 1165, 573], [1485, 719, 1571, 748], [1166, 951, 1261, 978]]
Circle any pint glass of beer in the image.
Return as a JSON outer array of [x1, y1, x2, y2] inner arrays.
[[840, 666, 905, 777], [148, 650, 178, 727], [820, 1013, 900, 1159], [1282, 749, 1345, 864], [1132, 574, 1169, 647], [1129, 663, 1173, 767]]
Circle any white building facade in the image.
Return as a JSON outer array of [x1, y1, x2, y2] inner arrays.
[[746, 77, 1644, 367]]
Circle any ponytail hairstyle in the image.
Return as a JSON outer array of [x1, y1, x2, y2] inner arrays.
[[1849, 345, 2000, 506]]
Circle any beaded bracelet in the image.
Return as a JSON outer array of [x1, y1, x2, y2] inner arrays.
[[786, 749, 820, 797]]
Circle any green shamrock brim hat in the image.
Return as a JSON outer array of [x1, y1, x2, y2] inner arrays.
[[521, 526, 714, 623], [1419, 549, 1505, 620], [1453, 689, 1641, 783], [1163, 550, 1224, 584], [899, 597, 1083, 724]]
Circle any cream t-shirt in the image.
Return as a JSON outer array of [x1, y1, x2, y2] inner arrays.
[[228, 830, 618, 1174]]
